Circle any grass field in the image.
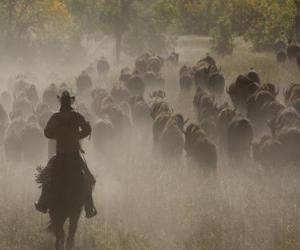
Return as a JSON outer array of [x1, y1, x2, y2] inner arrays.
[[1, 36, 300, 250]]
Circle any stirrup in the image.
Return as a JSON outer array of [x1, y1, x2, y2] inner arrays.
[[34, 201, 48, 214], [85, 207, 97, 218]]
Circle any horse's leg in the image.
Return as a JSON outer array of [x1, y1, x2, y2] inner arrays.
[[50, 212, 67, 250], [66, 211, 81, 250]]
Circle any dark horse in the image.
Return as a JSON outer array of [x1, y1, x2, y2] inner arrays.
[[36, 90, 96, 249], [47, 154, 86, 250]]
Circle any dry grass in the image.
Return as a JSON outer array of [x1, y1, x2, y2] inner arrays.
[[1, 36, 300, 250]]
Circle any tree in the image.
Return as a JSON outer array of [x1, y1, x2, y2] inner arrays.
[[121, 0, 176, 56], [99, 0, 136, 62], [0, 0, 71, 60], [243, 0, 295, 51], [295, 0, 300, 41], [211, 14, 234, 55]]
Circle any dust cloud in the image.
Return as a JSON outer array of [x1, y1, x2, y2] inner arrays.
[[1, 36, 300, 250]]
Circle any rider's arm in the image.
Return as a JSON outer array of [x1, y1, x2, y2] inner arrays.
[[44, 114, 59, 139], [77, 113, 92, 139]]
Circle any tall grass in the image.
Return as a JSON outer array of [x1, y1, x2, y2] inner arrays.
[[1, 36, 300, 250]]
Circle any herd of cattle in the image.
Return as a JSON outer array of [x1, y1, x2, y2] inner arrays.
[[1, 49, 300, 175]]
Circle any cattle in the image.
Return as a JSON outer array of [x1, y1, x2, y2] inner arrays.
[[179, 56, 224, 96], [153, 114, 185, 161], [179, 65, 191, 78], [166, 51, 179, 66], [298, 54, 300, 68], [158, 114, 186, 159], [217, 107, 238, 151], [253, 136, 283, 168], [197, 55, 216, 67], [246, 89, 277, 128], [207, 71, 225, 97], [90, 88, 109, 117], [193, 88, 219, 124], [100, 104, 132, 137], [254, 104, 300, 167], [110, 86, 130, 104], [180, 73, 193, 91], [147, 56, 163, 74], [143, 71, 164, 89], [267, 107, 300, 137], [150, 101, 172, 120], [194, 65, 210, 89], [247, 69, 261, 85], [277, 50, 287, 63], [150, 101, 185, 160], [129, 96, 152, 129], [76, 70, 93, 93], [12, 78, 30, 99], [125, 75, 145, 97], [227, 117, 253, 161], [135, 53, 164, 76], [284, 83, 300, 106], [120, 67, 132, 84], [149, 90, 166, 103], [42, 84, 59, 111], [287, 43, 300, 60], [135, 57, 148, 74], [184, 124, 217, 174], [26, 84, 39, 106], [97, 56, 110, 77], [274, 39, 287, 53], [11, 96, 33, 120], [227, 74, 258, 113]]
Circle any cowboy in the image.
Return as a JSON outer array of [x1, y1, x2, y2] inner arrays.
[[35, 90, 97, 218]]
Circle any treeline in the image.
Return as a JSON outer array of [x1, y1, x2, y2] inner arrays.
[[157, 0, 299, 53], [0, 0, 299, 63]]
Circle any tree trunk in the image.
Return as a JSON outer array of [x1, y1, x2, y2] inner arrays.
[[296, 1, 300, 42], [206, 1, 213, 35]]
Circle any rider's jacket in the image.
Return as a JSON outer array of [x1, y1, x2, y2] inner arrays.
[[44, 110, 91, 154]]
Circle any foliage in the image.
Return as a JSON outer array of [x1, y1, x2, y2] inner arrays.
[[153, 0, 177, 32], [155, 0, 298, 52], [0, 0, 71, 61], [243, 0, 296, 51], [122, 0, 175, 56], [0, 0, 299, 62], [211, 14, 234, 55], [176, 0, 212, 35]]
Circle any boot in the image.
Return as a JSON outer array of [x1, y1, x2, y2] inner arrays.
[[35, 187, 49, 213], [84, 195, 97, 218], [35, 199, 48, 214]]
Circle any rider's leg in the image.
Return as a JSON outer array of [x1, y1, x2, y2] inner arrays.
[[84, 182, 97, 218], [35, 183, 49, 213]]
